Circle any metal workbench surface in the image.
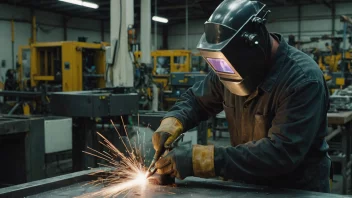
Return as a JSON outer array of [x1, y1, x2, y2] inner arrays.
[[1, 169, 351, 198], [27, 177, 352, 198]]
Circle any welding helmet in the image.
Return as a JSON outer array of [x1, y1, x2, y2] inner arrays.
[[197, 0, 271, 96]]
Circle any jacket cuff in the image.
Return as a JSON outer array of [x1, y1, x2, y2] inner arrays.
[[192, 145, 215, 178], [155, 117, 184, 136]]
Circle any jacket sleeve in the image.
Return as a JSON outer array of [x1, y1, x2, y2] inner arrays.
[[214, 80, 328, 179], [164, 71, 224, 132]]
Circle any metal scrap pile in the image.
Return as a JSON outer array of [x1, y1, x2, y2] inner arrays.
[[329, 85, 352, 112]]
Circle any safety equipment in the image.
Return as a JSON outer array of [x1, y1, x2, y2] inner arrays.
[[150, 117, 184, 177], [155, 144, 215, 180], [197, 0, 272, 96], [152, 117, 184, 151]]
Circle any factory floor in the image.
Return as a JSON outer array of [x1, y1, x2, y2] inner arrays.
[[208, 136, 347, 195]]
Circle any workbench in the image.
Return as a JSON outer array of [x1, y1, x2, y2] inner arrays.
[[327, 111, 352, 195], [0, 169, 350, 198]]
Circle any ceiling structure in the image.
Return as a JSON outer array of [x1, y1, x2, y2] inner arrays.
[[0, 0, 351, 25]]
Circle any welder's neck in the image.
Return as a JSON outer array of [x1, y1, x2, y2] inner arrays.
[[270, 35, 279, 60]]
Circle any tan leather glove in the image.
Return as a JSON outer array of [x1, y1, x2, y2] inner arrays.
[[152, 117, 184, 161], [155, 144, 215, 180]]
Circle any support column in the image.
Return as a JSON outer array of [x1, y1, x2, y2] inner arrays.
[[185, 0, 188, 50], [162, 25, 168, 49], [298, 4, 301, 41], [30, 8, 36, 43], [141, 0, 151, 64], [110, 0, 134, 87], [332, 1, 336, 37]]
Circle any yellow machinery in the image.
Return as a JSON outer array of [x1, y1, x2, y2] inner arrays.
[[17, 41, 108, 92], [134, 50, 192, 89]]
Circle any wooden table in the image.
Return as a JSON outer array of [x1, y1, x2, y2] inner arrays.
[[327, 111, 352, 194]]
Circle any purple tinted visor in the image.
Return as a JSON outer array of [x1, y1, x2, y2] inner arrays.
[[207, 58, 235, 74]]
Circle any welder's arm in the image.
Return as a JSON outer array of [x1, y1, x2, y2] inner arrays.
[[193, 80, 328, 179], [164, 71, 224, 132]]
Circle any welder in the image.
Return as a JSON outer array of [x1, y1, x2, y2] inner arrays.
[[151, 0, 331, 193]]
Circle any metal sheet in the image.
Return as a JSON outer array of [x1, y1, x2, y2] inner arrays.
[[26, 177, 352, 198], [1, 168, 349, 198], [44, 117, 72, 154], [0, 118, 30, 135], [134, 111, 167, 130]]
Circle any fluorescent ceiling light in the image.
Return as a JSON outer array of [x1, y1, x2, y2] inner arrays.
[[152, 16, 168, 23], [59, 0, 99, 9]]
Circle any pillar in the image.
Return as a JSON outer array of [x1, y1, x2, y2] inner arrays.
[[141, 0, 151, 64], [110, 0, 134, 87]]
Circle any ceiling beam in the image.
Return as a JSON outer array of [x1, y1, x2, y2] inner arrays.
[[323, 0, 332, 8]]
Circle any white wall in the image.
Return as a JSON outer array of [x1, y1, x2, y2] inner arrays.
[[168, 2, 352, 51]]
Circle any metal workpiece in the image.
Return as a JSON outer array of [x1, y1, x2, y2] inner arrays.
[[50, 91, 139, 117], [0, 117, 30, 135], [133, 111, 167, 130], [1, 170, 349, 198], [0, 169, 97, 198]]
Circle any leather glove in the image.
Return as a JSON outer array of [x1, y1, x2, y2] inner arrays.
[[152, 117, 184, 161], [155, 144, 216, 180]]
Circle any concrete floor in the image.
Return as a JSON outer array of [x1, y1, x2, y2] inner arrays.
[[207, 136, 347, 195]]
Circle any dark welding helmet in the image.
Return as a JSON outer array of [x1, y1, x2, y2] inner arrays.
[[197, 0, 271, 96]]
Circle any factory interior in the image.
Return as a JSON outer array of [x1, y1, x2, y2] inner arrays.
[[3, 0, 352, 197]]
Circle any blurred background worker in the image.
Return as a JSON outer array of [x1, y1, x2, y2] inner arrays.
[[152, 0, 331, 193]]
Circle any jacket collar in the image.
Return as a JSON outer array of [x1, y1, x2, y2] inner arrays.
[[259, 33, 289, 93]]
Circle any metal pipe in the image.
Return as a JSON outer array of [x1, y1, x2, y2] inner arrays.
[[63, 17, 67, 41], [185, 0, 188, 50], [342, 22, 347, 62], [101, 20, 104, 41], [298, 4, 301, 42], [154, 0, 157, 50], [152, 83, 158, 111], [32, 15, 36, 43], [332, 1, 336, 37], [8, 102, 22, 115], [11, 20, 15, 70]]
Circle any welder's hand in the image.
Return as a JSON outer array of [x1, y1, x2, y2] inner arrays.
[[152, 117, 184, 159], [155, 143, 193, 180], [156, 144, 216, 180]]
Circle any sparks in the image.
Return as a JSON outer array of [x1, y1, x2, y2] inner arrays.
[[77, 117, 150, 198]]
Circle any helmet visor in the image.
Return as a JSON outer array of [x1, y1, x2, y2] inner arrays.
[[204, 22, 236, 44], [207, 58, 235, 74]]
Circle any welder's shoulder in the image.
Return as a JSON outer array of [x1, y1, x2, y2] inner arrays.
[[284, 46, 325, 87]]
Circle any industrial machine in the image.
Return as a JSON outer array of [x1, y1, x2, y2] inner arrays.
[[134, 50, 209, 110], [163, 72, 207, 109], [17, 41, 108, 92], [0, 41, 109, 115], [134, 50, 192, 89]]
